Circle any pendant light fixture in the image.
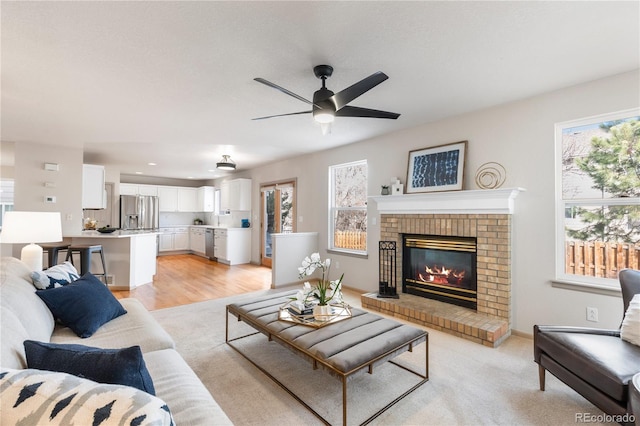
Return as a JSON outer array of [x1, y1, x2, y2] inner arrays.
[[216, 155, 236, 170]]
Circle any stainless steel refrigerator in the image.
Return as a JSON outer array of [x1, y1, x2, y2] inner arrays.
[[119, 195, 159, 230]]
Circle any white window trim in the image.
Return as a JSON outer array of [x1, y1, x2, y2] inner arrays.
[[554, 107, 640, 290], [328, 159, 368, 255]]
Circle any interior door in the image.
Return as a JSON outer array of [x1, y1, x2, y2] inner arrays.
[[260, 180, 296, 267]]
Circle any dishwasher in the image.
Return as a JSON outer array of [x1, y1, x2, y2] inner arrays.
[[205, 228, 215, 260]]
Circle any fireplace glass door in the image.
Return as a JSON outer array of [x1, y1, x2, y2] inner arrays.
[[403, 234, 477, 309]]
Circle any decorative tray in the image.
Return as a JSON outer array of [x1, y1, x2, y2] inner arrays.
[[278, 301, 352, 328]]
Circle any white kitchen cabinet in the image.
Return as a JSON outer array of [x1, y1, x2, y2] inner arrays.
[[197, 186, 215, 212], [120, 183, 158, 196], [120, 183, 138, 196], [158, 186, 178, 212], [158, 233, 174, 251], [177, 187, 197, 212], [214, 228, 250, 265], [173, 230, 190, 250], [213, 228, 227, 261], [189, 227, 206, 254], [158, 186, 197, 212], [82, 164, 106, 209], [158, 227, 190, 252], [219, 178, 251, 211], [138, 184, 158, 196]]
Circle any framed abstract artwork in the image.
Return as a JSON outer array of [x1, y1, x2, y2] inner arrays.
[[406, 141, 467, 193]]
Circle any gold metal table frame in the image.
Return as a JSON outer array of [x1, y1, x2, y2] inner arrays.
[[226, 303, 429, 426]]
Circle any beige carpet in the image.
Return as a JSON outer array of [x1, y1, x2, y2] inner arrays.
[[151, 289, 608, 426]]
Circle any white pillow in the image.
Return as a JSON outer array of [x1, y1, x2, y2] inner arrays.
[[0, 368, 174, 425], [621, 293, 640, 346], [30, 261, 80, 290]]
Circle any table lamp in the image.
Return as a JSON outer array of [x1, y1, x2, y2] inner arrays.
[[1, 211, 63, 271]]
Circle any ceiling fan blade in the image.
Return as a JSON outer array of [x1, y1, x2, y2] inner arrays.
[[254, 78, 322, 108], [335, 106, 400, 119], [251, 110, 312, 120], [330, 72, 389, 110]]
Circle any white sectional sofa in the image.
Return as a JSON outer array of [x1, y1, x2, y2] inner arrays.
[[0, 256, 231, 425]]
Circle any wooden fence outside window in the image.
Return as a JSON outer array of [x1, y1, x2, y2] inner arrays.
[[565, 241, 640, 278], [334, 231, 367, 251]]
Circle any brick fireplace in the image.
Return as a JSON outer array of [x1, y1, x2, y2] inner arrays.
[[363, 188, 523, 347]]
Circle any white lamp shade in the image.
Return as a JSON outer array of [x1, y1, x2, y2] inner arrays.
[[1, 211, 63, 244], [2, 211, 63, 271]]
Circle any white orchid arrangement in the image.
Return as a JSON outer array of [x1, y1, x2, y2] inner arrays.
[[295, 253, 344, 307]]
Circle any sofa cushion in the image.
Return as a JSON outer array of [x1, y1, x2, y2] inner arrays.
[[0, 309, 31, 369], [0, 368, 173, 425], [51, 298, 175, 353], [621, 294, 640, 346], [36, 273, 127, 338], [30, 261, 80, 290], [24, 340, 155, 395], [536, 330, 640, 402], [143, 348, 233, 425], [0, 257, 55, 345]]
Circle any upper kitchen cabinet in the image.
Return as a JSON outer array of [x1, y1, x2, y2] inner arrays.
[[82, 164, 106, 209], [120, 183, 138, 196], [158, 186, 178, 212], [120, 183, 158, 196], [197, 186, 215, 212], [220, 178, 251, 211], [138, 184, 158, 196], [158, 186, 198, 212], [177, 187, 197, 212]]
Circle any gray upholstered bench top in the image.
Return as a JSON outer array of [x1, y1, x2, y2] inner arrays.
[[227, 291, 428, 375]]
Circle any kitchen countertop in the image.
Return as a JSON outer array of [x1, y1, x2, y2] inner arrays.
[[65, 230, 161, 238], [163, 225, 250, 230]]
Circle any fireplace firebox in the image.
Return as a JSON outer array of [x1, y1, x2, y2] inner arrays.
[[403, 234, 477, 310]]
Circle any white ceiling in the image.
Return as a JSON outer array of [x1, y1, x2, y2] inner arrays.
[[2, 1, 638, 180]]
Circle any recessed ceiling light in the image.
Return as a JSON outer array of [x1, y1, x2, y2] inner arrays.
[[148, 162, 157, 166], [187, 177, 194, 179], [135, 172, 143, 175], [208, 169, 215, 173]]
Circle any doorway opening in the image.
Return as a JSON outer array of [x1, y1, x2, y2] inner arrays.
[[260, 179, 296, 267]]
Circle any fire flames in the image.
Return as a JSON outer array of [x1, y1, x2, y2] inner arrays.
[[418, 265, 465, 285]]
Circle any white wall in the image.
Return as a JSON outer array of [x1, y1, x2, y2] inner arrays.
[[13, 142, 84, 235], [245, 70, 639, 335]]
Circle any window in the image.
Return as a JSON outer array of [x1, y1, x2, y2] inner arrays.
[[555, 109, 640, 288], [329, 160, 367, 254], [0, 179, 14, 229]]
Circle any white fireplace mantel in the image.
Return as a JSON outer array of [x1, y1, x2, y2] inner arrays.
[[369, 187, 525, 215]]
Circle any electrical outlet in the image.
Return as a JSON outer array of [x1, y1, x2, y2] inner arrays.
[[335, 261, 340, 269], [586, 307, 599, 322]]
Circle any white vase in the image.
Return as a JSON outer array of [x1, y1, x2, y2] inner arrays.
[[313, 305, 332, 322]]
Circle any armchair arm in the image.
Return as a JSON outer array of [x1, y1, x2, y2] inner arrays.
[[533, 325, 622, 363], [534, 325, 621, 337]]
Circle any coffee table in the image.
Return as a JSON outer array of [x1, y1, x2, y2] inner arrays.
[[226, 291, 428, 425]]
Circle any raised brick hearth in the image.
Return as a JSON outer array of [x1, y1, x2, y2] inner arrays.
[[365, 189, 523, 347]]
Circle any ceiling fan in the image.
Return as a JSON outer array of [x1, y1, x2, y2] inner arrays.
[[252, 65, 400, 125]]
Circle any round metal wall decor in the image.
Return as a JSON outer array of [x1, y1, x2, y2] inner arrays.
[[475, 162, 506, 189]]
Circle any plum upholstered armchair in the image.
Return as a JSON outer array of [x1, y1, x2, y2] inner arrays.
[[534, 269, 640, 425]]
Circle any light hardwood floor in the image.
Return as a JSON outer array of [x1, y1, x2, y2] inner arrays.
[[111, 254, 272, 311]]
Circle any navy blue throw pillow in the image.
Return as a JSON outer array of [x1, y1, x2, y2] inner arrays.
[[24, 340, 155, 395], [35, 273, 127, 338]]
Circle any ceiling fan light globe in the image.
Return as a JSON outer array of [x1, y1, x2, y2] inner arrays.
[[313, 111, 335, 124]]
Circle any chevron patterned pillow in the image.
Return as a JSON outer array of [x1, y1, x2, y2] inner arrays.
[[0, 368, 174, 425]]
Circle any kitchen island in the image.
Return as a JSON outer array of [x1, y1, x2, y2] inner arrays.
[[64, 230, 159, 290]]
